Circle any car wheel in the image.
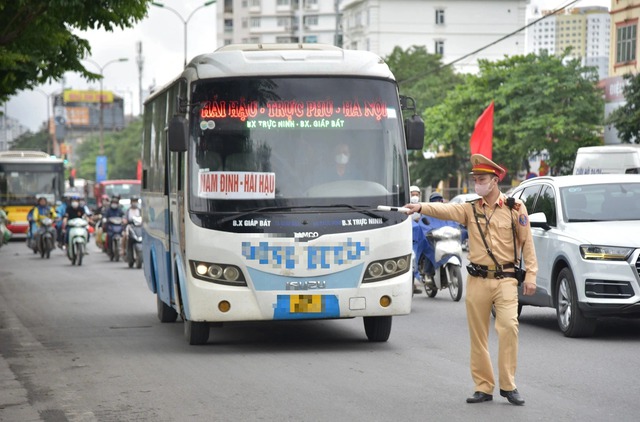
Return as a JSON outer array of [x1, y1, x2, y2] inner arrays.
[[157, 295, 178, 323], [184, 319, 209, 345], [556, 267, 596, 338]]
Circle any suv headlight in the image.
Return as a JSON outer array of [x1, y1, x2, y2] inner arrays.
[[580, 245, 634, 261]]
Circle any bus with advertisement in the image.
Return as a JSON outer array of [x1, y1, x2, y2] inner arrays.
[[141, 44, 424, 345], [0, 150, 65, 235]]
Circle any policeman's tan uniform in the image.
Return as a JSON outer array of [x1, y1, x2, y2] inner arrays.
[[417, 155, 537, 395]]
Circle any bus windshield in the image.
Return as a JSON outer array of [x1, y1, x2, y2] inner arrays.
[[103, 182, 141, 199], [0, 163, 64, 206], [189, 77, 407, 213]]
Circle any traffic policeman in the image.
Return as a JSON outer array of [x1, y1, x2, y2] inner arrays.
[[404, 154, 537, 406]]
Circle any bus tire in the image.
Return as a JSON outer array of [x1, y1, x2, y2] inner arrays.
[[157, 295, 178, 323], [184, 319, 209, 345], [363, 316, 392, 342]]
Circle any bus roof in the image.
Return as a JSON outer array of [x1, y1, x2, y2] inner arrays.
[[193, 44, 394, 79], [0, 150, 63, 164]]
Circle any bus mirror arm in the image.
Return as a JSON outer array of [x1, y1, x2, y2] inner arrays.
[[168, 115, 188, 152]]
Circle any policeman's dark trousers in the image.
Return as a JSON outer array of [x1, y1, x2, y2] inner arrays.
[[465, 275, 519, 394]]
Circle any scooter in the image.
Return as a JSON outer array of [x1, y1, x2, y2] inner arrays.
[[105, 216, 124, 262], [36, 217, 57, 259], [0, 209, 11, 249], [66, 218, 89, 266], [412, 216, 464, 301], [125, 216, 143, 269]]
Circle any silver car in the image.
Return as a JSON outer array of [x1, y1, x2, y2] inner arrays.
[[510, 174, 640, 337]]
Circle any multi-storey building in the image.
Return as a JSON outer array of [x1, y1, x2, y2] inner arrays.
[[602, 0, 640, 144], [218, 0, 341, 46], [0, 112, 28, 152], [526, 6, 610, 80], [339, 0, 528, 73]]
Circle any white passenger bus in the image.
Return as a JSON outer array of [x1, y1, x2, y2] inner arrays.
[[141, 44, 424, 344]]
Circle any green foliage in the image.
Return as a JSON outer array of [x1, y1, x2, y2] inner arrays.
[[75, 118, 143, 180], [606, 73, 640, 143], [384, 46, 463, 187], [423, 51, 603, 183], [9, 129, 50, 152], [0, 0, 152, 104]]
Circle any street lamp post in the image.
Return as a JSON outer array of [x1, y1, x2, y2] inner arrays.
[[34, 88, 53, 155], [152, 1, 217, 68], [85, 58, 129, 154]]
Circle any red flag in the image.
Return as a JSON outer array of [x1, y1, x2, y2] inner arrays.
[[136, 159, 143, 181], [469, 102, 494, 159]]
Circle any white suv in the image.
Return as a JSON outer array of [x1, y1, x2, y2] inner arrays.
[[510, 174, 640, 337]]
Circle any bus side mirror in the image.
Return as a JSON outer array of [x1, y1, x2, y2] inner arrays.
[[168, 115, 188, 152], [405, 114, 425, 150]]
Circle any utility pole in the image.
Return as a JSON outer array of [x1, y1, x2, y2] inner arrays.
[[136, 41, 144, 116]]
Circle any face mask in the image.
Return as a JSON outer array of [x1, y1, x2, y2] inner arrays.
[[71, 201, 79, 208], [110, 203, 118, 209], [335, 153, 349, 165], [474, 180, 494, 197], [410, 196, 420, 204]]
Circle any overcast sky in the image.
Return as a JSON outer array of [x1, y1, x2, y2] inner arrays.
[[7, 0, 610, 133]]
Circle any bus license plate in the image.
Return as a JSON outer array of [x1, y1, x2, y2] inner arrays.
[[290, 295, 323, 313]]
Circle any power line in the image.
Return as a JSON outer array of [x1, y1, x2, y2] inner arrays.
[[399, 0, 580, 85]]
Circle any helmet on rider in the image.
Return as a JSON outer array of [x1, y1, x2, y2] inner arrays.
[[70, 196, 80, 208], [110, 197, 120, 209], [130, 196, 139, 208], [37, 196, 48, 206], [429, 192, 444, 203]]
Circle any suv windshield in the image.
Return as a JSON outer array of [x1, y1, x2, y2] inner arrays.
[[188, 77, 408, 213], [561, 183, 640, 221]]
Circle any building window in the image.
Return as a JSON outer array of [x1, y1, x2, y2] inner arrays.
[[616, 23, 637, 63], [250, 17, 261, 28], [276, 0, 290, 5], [435, 9, 445, 25], [277, 17, 291, 27], [304, 15, 318, 26], [435, 40, 444, 55]]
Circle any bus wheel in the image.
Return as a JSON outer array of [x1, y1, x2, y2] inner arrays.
[[363, 316, 392, 342], [184, 319, 209, 345], [157, 295, 178, 323]]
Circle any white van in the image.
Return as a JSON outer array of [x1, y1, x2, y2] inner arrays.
[[573, 144, 640, 175]]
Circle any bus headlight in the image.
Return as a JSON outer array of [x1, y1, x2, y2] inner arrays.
[[363, 254, 411, 283], [190, 260, 247, 286]]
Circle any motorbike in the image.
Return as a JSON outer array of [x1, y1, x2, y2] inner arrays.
[[412, 216, 464, 301], [66, 218, 89, 266], [35, 217, 57, 259], [125, 216, 143, 269], [105, 216, 124, 262], [0, 209, 11, 248]]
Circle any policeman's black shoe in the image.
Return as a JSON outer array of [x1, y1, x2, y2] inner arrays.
[[466, 392, 493, 403], [413, 288, 421, 294], [500, 389, 525, 406]]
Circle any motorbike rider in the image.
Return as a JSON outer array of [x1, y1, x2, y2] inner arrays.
[[103, 196, 125, 255], [412, 191, 460, 285], [55, 197, 68, 247], [63, 196, 88, 249], [27, 197, 57, 244], [121, 196, 141, 257]]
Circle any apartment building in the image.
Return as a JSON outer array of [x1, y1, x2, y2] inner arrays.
[[340, 0, 528, 73], [217, 0, 341, 46], [0, 113, 28, 152], [526, 6, 610, 79]]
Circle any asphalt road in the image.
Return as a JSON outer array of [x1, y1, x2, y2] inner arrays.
[[1, 239, 639, 422]]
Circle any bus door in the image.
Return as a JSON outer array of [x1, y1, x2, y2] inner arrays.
[[168, 146, 184, 312]]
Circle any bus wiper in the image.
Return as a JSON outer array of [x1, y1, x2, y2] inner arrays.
[[567, 218, 601, 222], [328, 204, 388, 221]]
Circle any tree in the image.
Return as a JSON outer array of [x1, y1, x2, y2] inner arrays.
[[0, 0, 152, 104], [384, 46, 463, 187], [606, 73, 640, 143], [423, 51, 603, 184], [75, 118, 143, 180], [9, 129, 49, 152]]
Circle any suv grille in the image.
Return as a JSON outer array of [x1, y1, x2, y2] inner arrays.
[[636, 255, 640, 278], [585, 279, 634, 299]]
